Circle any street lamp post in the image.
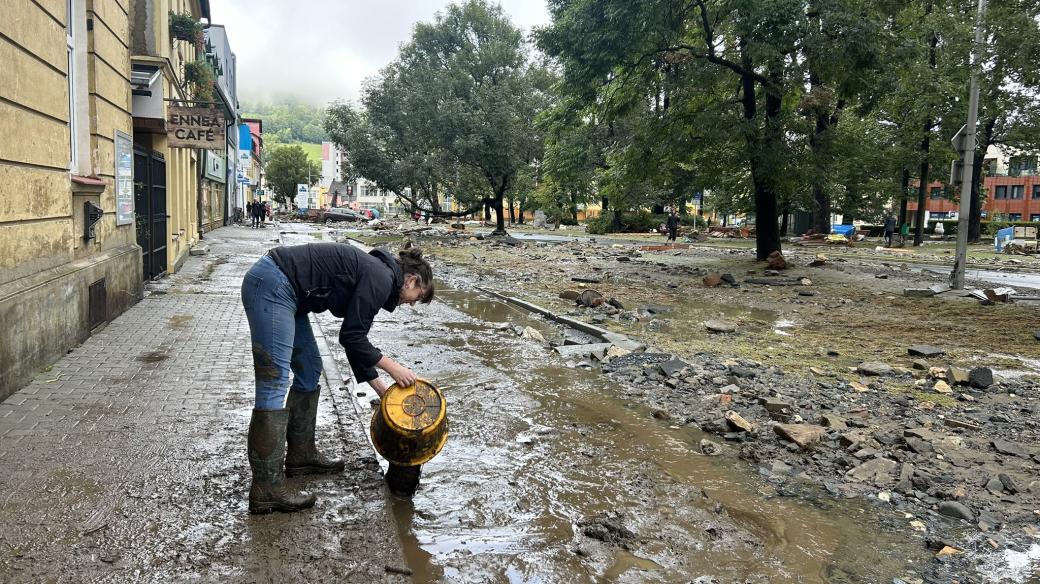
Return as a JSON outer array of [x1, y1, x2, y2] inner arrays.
[[952, 0, 988, 290]]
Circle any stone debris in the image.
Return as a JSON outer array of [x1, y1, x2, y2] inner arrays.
[[704, 320, 737, 334], [724, 410, 754, 433], [857, 362, 893, 376], [766, 251, 788, 270], [908, 345, 945, 358], [773, 423, 825, 449]]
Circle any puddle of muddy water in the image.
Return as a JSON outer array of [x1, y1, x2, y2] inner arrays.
[[349, 287, 935, 583]]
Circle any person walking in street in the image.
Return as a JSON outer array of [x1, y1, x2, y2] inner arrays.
[[883, 214, 897, 247], [666, 209, 679, 243], [246, 201, 253, 226], [250, 200, 262, 229], [240, 243, 435, 514]]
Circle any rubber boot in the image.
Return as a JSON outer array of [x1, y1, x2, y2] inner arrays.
[[248, 409, 317, 514], [285, 388, 345, 477]]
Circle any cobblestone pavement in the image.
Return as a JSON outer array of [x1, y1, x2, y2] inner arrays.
[[0, 225, 407, 583]]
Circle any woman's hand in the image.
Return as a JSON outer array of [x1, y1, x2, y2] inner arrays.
[[377, 356, 417, 388]]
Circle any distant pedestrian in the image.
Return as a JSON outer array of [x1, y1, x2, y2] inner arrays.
[[245, 201, 253, 226], [666, 210, 679, 242], [240, 243, 435, 513], [883, 214, 896, 247], [251, 200, 263, 228]]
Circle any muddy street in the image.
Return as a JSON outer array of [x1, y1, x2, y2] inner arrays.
[[317, 262, 934, 582]]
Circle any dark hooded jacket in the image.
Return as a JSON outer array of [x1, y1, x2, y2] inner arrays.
[[268, 243, 402, 383]]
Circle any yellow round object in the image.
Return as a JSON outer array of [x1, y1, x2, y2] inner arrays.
[[370, 378, 448, 466]]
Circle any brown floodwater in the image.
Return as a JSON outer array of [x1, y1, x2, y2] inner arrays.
[[339, 285, 935, 584]]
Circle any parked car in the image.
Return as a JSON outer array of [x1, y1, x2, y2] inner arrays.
[[321, 207, 364, 224]]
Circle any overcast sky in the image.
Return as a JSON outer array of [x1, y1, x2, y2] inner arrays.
[[213, 0, 551, 106]]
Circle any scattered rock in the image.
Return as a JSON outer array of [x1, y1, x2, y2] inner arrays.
[[559, 290, 582, 300], [947, 367, 970, 386], [773, 423, 826, 449], [720, 273, 737, 286], [933, 380, 953, 394], [724, 410, 754, 433], [912, 359, 929, 370], [520, 326, 545, 343], [819, 414, 847, 430], [904, 288, 936, 298], [992, 439, 1027, 458], [699, 439, 723, 456], [799, 278, 812, 286], [704, 320, 737, 334], [571, 276, 601, 284], [938, 501, 974, 522], [766, 251, 788, 270], [857, 362, 893, 376], [846, 458, 898, 484], [703, 273, 723, 288], [608, 297, 625, 310], [658, 358, 690, 377], [577, 289, 605, 307], [763, 269, 781, 277], [797, 289, 817, 297], [908, 345, 945, 358], [968, 367, 993, 389]]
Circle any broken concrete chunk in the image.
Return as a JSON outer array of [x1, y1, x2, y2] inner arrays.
[[933, 380, 953, 394], [724, 410, 754, 433], [766, 251, 787, 270], [904, 288, 936, 298], [658, 358, 689, 377], [773, 423, 825, 449], [559, 290, 582, 300], [702, 273, 722, 288], [908, 345, 945, 358]]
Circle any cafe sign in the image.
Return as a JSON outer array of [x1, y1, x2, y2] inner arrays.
[[167, 106, 225, 149]]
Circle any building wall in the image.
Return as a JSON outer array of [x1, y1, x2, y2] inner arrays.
[[0, 0, 142, 398], [130, 0, 205, 273]]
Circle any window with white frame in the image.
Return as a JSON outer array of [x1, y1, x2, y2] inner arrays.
[[65, 0, 88, 174], [66, 0, 78, 170]]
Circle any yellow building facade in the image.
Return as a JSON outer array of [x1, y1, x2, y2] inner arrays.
[[129, 0, 209, 276], [0, 0, 142, 398]]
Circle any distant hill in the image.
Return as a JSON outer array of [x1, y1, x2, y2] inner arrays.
[[242, 100, 326, 163]]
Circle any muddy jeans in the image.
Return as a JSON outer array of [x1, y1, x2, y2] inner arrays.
[[241, 255, 322, 409]]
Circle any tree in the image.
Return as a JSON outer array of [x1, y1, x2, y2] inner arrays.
[[264, 145, 320, 208], [393, 0, 549, 234]]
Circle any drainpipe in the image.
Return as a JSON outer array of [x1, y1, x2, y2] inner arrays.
[[197, 147, 205, 240]]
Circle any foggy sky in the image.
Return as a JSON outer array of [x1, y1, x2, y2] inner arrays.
[[213, 0, 551, 106]]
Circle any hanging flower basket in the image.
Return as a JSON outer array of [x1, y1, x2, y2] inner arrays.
[[183, 59, 216, 103], [169, 12, 201, 42]]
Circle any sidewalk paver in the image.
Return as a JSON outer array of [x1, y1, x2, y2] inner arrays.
[[0, 225, 407, 583]]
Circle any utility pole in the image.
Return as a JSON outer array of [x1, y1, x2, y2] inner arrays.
[[952, 0, 987, 289]]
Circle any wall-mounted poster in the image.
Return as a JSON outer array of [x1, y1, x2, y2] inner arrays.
[[114, 130, 134, 226]]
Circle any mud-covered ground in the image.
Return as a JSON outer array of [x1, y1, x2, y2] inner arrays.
[[338, 221, 1040, 583]]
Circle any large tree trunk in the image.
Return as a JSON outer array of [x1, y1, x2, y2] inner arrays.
[[779, 204, 790, 236], [508, 196, 516, 224], [492, 188, 507, 235], [968, 117, 995, 243], [484, 201, 492, 222], [898, 168, 910, 228], [429, 182, 442, 214], [914, 128, 931, 246], [914, 2, 937, 247]]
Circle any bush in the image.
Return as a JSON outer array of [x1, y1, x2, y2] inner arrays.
[[585, 211, 656, 234]]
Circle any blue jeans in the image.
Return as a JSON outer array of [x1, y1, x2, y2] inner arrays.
[[241, 256, 322, 409]]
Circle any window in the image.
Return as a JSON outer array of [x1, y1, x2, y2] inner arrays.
[[995, 185, 1008, 199], [1008, 213, 1022, 221], [1009, 156, 1038, 177], [1031, 214, 1040, 222], [66, 0, 77, 170], [66, 0, 88, 175], [930, 186, 943, 199], [1033, 185, 1040, 199], [1011, 185, 1024, 199]]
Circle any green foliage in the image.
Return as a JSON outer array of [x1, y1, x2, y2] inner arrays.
[[324, 0, 548, 231], [169, 12, 201, 42], [264, 145, 321, 207], [183, 60, 215, 102], [242, 101, 327, 144], [586, 211, 660, 235]]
